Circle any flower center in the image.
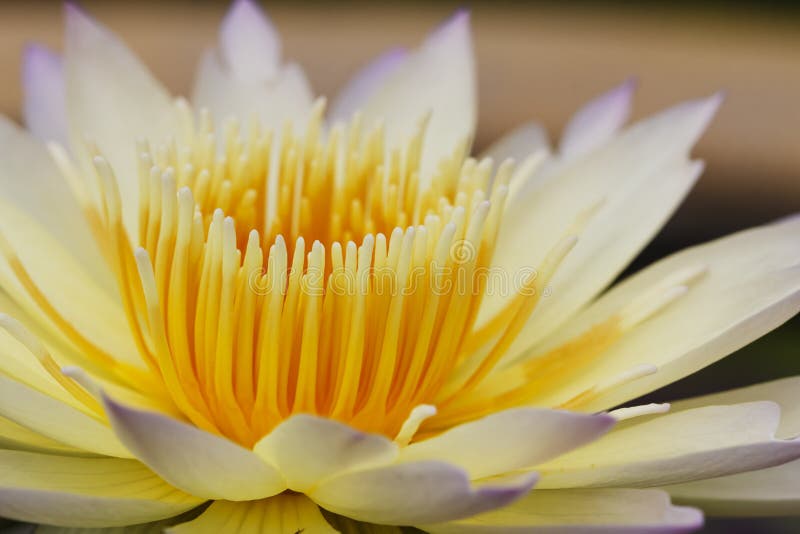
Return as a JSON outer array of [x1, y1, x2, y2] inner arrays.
[[2, 98, 630, 448], [118, 100, 536, 446]]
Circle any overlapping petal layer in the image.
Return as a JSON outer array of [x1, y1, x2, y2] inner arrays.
[[0, 450, 202, 527]]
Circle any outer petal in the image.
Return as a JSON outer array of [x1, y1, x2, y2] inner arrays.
[[36, 513, 197, 534], [22, 45, 68, 146], [0, 375, 130, 458], [64, 4, 178, 238], [665, 459, 800, 517], [480, 122, 551, 164], [0, 450, 202, 528], [559, 80, 636, 159], [423, 488, 702, 533], [525, 216, 800, 410], [330, 48, 408, 123], [661, 376, 800, 516], [484, 95, 720, 358], [192, 0, 313, 130], [311, 462, 537, 525], [103, 396, 285, 501], [218, 0, 281, 82], [667, 375, 800, 437], [340, 11, 476, 180], [536, 401, 800, 489], [167, 494, 336, 534], [193, 53, 313, 131], [253, 414, 398, 491], [400, 408, 614, 479]]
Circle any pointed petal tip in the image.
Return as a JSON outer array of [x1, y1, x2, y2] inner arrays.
[[431, 8, 472, 41], [63, 1, 110, 46], [696, 91, 725, 120], [478, 471, 539, 501], [63, 1, 90, 28], [614, 77, 638, 98], [21, 43, 61, 83], [225, 0, 266, 24]]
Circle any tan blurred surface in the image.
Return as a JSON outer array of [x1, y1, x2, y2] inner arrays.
[[0, 2, 798, 238]]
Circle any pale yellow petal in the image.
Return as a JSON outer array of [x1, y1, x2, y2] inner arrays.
[[0, 450, 202, 528], [423, 488, 702, 533], [103, 396, 285, 500], [311, 462, 537, 525], [400, 408, 613, 479], [253, 414, 397, 492], [0, 374, 130, 458], [482, 96, 719, 357], [537, 401, 800, 489], [524, 216, 800, 410], [665, 458, 800, 517]]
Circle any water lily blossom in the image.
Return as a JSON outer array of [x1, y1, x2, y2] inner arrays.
[[1, 1, 799, 532]]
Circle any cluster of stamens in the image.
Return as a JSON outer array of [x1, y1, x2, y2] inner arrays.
[[0, 98, 705, 447]]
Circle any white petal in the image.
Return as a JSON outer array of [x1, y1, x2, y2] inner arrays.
[[400, 408, 614, 479], [193, 51, 313, 131], [103, 396, 285, 500], [484, 95, 720, 355], [423, 488, 703, 533], [192, 0, 312, 130], [665, 458, 800, 517], [660, 376, 800, 516], [330, 48, 409, 123], [218, 0, 281, 82], [253, 414, 398, 492], [0, 374, 130, 458], [22, 45, 68, 146], [559, 80, 636, 159], [0, 449, 202, 528], [311, 462, 537, 525], [64, 4, 178, 238], [480, 122, 551, 163], [349, 11, 476, 180], [168, 493, 336, 534], [526, 216, 800, 410], [536, 401, 800, 489]]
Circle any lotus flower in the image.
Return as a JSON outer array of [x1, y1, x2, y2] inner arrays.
[[1, 1, 799, 532]]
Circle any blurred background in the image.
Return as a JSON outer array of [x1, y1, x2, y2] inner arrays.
[[0, 1, 798, 532]]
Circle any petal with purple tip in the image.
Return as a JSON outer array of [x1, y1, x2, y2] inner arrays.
[[22, 44, 68, 146], [560, 80, 636, 159], [485, 95, 721, 362], [63, 4, 178, 239], [254, 414, 398, 492], [219, 0, 282, 82], [311, 461, 537, 525], [330, 47, 409, 123], [103, 395, 286, 501], [0, 449, 202, 528], [400, 408, 615, 480], [348, 10, 476, 181], [537, 402, 800, 489]]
